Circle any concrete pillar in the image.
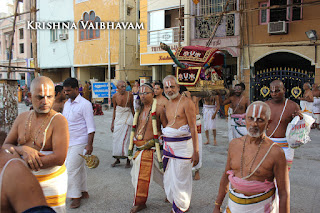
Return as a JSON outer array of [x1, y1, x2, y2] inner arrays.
[[152, 66, 159, 81], [71, 66, 76, 78], [315, 67, 320, 85]]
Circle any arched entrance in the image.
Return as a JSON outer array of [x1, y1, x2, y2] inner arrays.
[[250, 52, 315, 102]]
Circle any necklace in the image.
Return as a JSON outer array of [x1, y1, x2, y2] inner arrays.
[[25, 110, 52, 147], [267, 99, 288, 138], [167, 95, 183, 127], [136, 104, 152, 140], [232, 95, 244, 114], [240, 135, 265, 179]]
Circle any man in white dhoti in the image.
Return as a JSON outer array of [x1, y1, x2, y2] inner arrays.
[[4, 76, 69, 212], [312, 84, 320, 129], [214, 101, 290, 213], [163, 75, 199, 213], [220, 83, 250, 142], [299, 82, 314, 117], [111, 80, 134, 168], [266, 80, 301, 172], [63, 78, 96, 209], [203, 95, 219, 146]]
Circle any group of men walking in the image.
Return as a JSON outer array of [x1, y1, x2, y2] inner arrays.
[[0, 74, 314, 213], [110, 75, 308, 213]]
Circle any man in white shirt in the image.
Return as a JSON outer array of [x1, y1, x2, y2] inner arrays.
[[62, 78, 96, 209]]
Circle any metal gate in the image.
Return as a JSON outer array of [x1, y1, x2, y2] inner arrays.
[[250, 67, 315, 102]]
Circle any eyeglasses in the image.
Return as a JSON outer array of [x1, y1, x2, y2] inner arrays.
[[139, 92, 153, 96]]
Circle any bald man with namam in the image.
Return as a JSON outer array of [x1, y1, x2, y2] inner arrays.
[[311, 84, 320, 129], [3, 76, 69, 212], [265, 80, 300, 171], [299, 82, 314, 118], [214, 101, 289, 213], [111, 80, 134, 168]]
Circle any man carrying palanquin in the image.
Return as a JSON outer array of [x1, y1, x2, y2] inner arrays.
[[203, 95, 219, 146], [220, 83, 250, 141], [312, 83, 320, 129]]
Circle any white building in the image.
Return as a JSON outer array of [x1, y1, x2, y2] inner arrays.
[[37, 0, 74, 83]]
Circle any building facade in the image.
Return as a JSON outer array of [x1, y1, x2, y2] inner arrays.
[[190, 0, 240, 88], [74, 0, 148, 84], [0, 0, 32, 86], [37, 0, 74, 83], [242, 0, 320, 101], [139, 0, 191, 81]]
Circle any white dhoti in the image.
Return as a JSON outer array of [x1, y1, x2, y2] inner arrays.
[[162, 125, 193, 213], [133, 94, 139, 111], [202, 105, 217, 130], [270, 138, 294, 171], [113, 106, 133, 158], [300, 100, 313, 117], [193, 114, 202, 171], [65, 144, 87, 199], [225, 186, 278, 213], [230, 114, 247, 140], [228, 108, 233, 142], [33, 151, 68, 213], [313, 97, 320, 124]]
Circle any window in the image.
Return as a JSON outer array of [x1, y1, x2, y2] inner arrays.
[[197, 0, 237, 16], [19, 28, 24, 39], [50, 29, 58, 42], [194, 0, 236, 38], [259, 0, 302, 24], [259, 2, 269, 24], [19, 43, 24, 54], [148, 8, 184, 45], [79, 11, 100, 41]]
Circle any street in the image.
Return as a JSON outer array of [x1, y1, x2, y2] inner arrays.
[[18, 103, 320, 213]]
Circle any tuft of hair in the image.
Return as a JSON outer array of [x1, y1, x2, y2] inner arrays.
[[155, 81, 163, 89], [305, 82, 311, 89], [179, 85, 188, 94], [63, 78, 79, 89], [235, 82, 245, 90], [117, 80, 125, 86], [163, 75, 179, 86], [140, 82, 154, 92], [30, 76, 54, 94], [55, 85, 63, 96], [246, 101, 271, 120]]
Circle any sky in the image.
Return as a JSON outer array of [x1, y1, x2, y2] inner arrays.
[[0, 0, 12, 14]]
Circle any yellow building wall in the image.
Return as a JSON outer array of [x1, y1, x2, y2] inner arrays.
[[74, 0, 120, 66]]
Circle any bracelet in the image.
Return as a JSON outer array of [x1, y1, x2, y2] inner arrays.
[[215, 201, 222, 206]]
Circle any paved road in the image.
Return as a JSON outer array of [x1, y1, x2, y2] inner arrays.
[[17, 103, 320, 213]]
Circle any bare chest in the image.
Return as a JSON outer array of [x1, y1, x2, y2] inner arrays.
[[17, 119, 53, 151]]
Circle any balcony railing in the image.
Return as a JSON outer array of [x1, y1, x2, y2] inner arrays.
[[148, 26, 184, 45]]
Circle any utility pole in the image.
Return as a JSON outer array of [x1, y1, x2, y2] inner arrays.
[[178, 0, 182, 47], [30, 0, 39, 77], [108, 28, 111, 109], [206, 0, 230, 47], [7, 0, 20, 78]]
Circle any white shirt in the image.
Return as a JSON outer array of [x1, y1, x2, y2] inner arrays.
[[63, 94, 96, 147]]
